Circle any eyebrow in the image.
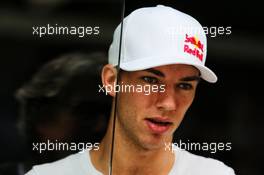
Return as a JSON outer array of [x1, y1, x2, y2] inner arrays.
[[145, 68, 165, 77], [145, 68, 201, 82], [179, 76, 201, 82]]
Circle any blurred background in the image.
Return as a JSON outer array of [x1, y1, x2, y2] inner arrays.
[[0, 0, 263, 174]]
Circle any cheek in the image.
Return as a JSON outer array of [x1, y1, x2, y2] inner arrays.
[[170, 94, 195, 132], [177, 92, 196, 114], [117, 91, 154, 119]]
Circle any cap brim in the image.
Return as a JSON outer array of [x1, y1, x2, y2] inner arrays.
[[119, 57, 217, 83]]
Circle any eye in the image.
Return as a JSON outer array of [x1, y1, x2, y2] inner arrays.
[[177, 82, 193, 90], [141, 76, 159, 84]]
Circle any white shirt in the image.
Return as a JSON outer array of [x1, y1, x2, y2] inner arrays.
[[25, 146, 235, 175]]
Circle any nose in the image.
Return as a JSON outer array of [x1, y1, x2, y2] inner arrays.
[[156, 85, 177, 111]]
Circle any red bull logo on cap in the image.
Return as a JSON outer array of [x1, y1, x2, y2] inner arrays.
[[184, 34, 204, 61]]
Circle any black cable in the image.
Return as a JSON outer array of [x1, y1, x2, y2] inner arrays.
[[109, 0, 125, 175]]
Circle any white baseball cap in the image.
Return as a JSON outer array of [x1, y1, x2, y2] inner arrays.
[[108, 5, 217, 83]]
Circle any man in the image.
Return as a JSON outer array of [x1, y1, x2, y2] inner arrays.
[[26, 5, 235, 175]]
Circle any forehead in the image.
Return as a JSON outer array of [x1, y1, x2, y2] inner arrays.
[[120, 64, 200, 82], [125, 64, 200, 77], [152, 64, 199, 74]]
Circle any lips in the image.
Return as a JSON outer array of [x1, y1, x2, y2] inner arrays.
[[145, 117, 172, 134]]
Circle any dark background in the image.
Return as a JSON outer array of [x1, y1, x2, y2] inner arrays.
[[0, 0, 263, 174]]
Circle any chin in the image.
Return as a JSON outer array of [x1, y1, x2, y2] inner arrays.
[[139, 135, 170, 151]]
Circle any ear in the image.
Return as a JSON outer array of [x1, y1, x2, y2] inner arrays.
[[101, 64, 117, 97]]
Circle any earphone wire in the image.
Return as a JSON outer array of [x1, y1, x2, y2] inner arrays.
[[109, 1, 125, 175]]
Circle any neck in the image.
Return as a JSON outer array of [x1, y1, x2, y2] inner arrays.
[[90, 104, 174, 175]]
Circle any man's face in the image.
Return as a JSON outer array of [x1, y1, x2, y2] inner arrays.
[[115, 64, 200, 150]]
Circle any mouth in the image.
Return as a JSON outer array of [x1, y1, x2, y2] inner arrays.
[[145, 117, 173, 134]]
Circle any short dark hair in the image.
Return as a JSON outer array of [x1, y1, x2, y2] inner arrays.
[[15, 52, 109, 144]]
